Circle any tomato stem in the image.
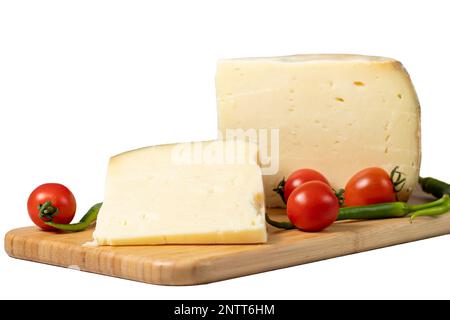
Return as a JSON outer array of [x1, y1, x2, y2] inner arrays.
[[334, 188, 345, 206], [390, 166, 406, 193], [273, 178, 286, 204], [38, 201, 59, 221]]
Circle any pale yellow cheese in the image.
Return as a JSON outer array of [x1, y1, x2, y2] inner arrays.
[[93, 140, 267, 245], [216, 54, 421, 207]]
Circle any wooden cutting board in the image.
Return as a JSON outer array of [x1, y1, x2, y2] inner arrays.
[[5, 188, 450, 286]]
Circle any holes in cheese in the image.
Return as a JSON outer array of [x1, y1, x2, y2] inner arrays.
[[216, 54, 421, 208]]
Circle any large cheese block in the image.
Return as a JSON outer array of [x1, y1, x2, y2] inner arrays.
[[216, 54, 421, 207], [93, 140, 267, 245]]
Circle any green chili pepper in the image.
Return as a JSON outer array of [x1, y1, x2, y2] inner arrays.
[[419, 177, 450, 198], [336, 201, 410, 220], [409, 194, 449, 211], [265, 212, 296, 230], [266, 195, 450, 230], [337, 195, 450, 221], [45, 203, 102, 232], [410, 195, 450, 221]]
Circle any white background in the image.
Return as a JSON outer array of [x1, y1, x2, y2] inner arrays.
[[1, 0, 449, 300]]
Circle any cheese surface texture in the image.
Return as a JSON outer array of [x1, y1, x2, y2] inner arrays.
[[216, 54, 421, 207], [93, 140, 267, 245]]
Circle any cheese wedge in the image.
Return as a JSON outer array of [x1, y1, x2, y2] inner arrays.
[[93, 140, 267, 245], [216, 54, 421, 207]]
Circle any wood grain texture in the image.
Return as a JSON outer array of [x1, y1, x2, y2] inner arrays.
[[4, 189, 450, 285]]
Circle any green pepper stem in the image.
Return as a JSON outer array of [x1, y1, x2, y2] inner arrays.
[[45, 203, 102, 232], [410, 199, 450, 222], [265, 212, 295, 230], [408, 195, 449, 212]]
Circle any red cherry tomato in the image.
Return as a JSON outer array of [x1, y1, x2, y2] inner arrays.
[[284, 169, 329, 201], [287, 181, 339, 232], [27, 183, 77, 230], [344, 167, 396, 207]]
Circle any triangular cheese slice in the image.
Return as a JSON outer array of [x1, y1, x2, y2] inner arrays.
[[93, 140, 267, 245]]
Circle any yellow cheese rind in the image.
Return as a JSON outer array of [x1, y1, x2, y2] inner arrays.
[[95, 228, 267, 246], [94, 140, 267, 245], [216, 54, 421, 207]]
